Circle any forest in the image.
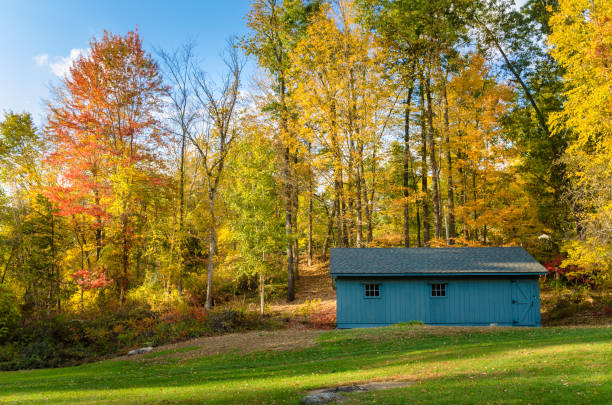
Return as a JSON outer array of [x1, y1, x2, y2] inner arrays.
[[0, 0, 610, 369]]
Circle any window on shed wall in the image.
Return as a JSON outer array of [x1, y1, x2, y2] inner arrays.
[[431, 283, 446, 297], [364, 283, 380, 297]]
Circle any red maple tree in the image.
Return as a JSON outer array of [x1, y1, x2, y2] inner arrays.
[[45, 29, 169, 303]]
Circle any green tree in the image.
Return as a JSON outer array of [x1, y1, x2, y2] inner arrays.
[[244, 0, 321, 301], [228, 124, 284, 315]]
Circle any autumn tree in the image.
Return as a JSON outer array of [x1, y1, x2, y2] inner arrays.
[[358, 0, 473, 245], [0, 112, 65, 313], [227, 121, 284, 316], [157, 42, 199, 294], [188, 40, 244, 309], [289, 1, 392, 251], [549, 0, 612, 286], [46, 30, 169, 304], [244, 0, 321, 301]]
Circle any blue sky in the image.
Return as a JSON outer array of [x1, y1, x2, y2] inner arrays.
[[0, 0, 252, 124]]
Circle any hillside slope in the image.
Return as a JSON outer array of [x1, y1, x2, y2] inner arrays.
[[1, 325, 610, 404]]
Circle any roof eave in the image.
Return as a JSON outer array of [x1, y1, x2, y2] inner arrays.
[[330, 272, 547, 277]]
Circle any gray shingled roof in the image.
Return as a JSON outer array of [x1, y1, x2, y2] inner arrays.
[[329, 247, 546, 275]]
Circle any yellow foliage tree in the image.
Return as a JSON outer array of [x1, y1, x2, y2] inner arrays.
[[448, 54, 541, 244], [289, 0, 392, 248], [549, 0, 612, 286]]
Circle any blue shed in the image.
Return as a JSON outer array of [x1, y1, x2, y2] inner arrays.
[[330, 247, 546, 328]]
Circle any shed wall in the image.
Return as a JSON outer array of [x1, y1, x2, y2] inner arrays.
[[336, 276, 541, 328]]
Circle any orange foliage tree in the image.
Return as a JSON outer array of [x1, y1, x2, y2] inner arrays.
[[45, 30, 169, 304]]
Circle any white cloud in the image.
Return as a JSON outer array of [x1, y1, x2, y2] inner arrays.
[[34, 48, 86, 77], [34, 54, 49, 66], [49, 48, 86, 77]]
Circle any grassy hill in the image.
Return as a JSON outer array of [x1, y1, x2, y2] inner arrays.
[[1, 325, 610, 404]]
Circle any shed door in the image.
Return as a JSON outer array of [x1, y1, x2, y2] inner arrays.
[[511, 279, 536, 326]]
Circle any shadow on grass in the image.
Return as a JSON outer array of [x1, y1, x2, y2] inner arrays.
[[0, 326, 610, 404]]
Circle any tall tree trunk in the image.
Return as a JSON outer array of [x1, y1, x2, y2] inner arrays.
[[284, 146, 295, 302], [120, 214, 129, 305], [416, 206, 422, 247], [205, 190, 217, 309], [360, 157, 372, 244], [280, 77, 295, 302], [341, 193, 349, 247], [322, 203, 336, 257], [0, 245, 15, 285], [259, 271, 265, 316], [355, 176, 363, 247], [472, 171, 478, 241], [308, 144, 313, 266], [460, 158, 468, 239], [178, 125, 186, 295], [367, 147, 377, 243], [292, 153, 299, 280], [419, 80, 431, 244], [331, 100, 346, 248], [403, 86, 414, 247], [443, 76, 456, 243], [49, 209, 59, 312], [425, 72, 441, 239], [355, 144, 364, 248]]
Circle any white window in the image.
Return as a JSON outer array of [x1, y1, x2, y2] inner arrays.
[[431, 283, 446, 297], [364, 283, 380, 298]]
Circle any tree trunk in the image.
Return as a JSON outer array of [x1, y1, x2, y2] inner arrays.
[[205, 190, 217, 309], [0, 245, 15, 285], [361, 157, 372, 244], [355, 144, 364, 248], [425, 72, 441, 239], [355, 140, 367, 247], [178, 124, 186, 295], [403, 86, 414, 247], [472, 171, 478, 241], [419, 80, 431, 244], [322, 204, 336, 257], [120, 213, 129, 305], [259, 271, 265, 316], [280, 76, 295, 302], [461, 159, 468, 239], [308, 143, 313, 266], [292, 153, 299, 281], [367, 147, 377, 243], [416, 206, 422, 247], [443, 76, 456, 243]]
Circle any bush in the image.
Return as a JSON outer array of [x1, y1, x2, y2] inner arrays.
[[308, 306, 336, 329], [541, 286, 612, 324], [0, 286, 20, 341], [0, 303, 279, 371], [301, 299, 336, 329], [266, 283, 288, 301]]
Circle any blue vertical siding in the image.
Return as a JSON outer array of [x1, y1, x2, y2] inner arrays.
[[336, 276, 541, 328]]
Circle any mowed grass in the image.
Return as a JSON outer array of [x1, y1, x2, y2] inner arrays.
[[0, 325, 610, 404]]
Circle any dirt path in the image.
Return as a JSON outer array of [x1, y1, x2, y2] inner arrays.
[[270, 260, 336, 315], [118, 328, 323, 362]]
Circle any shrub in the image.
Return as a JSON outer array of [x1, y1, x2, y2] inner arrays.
[[308, 306, 336, 329], [300, 299, 336, 329], [266, 283, 288, 301], [0, 301, 279, 371], [208, 308, 247, 333], [0, 286, 20, 341]]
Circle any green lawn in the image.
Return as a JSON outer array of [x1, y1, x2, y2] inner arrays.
[[1, 325, 610, 404]]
